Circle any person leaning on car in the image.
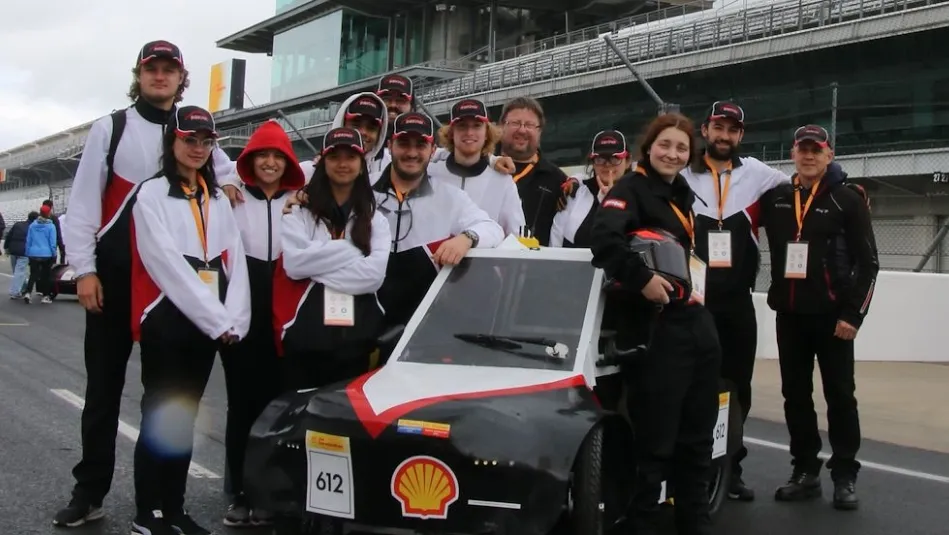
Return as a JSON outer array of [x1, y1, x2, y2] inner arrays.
[[759, 124, 879, 511], [590, 112, 721, 535]]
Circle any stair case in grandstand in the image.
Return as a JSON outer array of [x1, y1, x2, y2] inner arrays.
[[413, 0, 949, 103]]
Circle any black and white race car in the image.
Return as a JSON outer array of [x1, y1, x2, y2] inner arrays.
[[245, 238, 743, 534]]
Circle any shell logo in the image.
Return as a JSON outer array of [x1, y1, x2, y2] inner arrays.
[[390, 455, 459, 519]]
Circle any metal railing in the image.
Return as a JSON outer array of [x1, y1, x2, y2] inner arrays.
[[413, 0, 945, 103]]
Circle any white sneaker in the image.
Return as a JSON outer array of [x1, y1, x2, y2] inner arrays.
[[41, 296, 53, 304]]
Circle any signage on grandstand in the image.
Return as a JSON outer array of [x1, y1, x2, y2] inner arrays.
[[0, 169, 5, 183], [208, 59, 247, 114]]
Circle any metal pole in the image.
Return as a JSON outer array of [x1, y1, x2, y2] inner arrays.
[[603, 36, 669, 114], [914, 217, 949, 272], [830, 81, 838, 148], [276, 109, 320, 155], [412, 96, 445, 129]]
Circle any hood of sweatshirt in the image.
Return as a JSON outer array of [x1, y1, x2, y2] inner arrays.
[[236, 119, 306, 190], [332, 92, 388, 164]]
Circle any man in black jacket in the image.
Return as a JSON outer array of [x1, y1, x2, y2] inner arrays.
[[4, 214, 34, 298], [42, 199, 65, 263], [760, 124, 879, 511]]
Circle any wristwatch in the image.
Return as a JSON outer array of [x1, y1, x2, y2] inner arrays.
[[461, 230, 480, 248]]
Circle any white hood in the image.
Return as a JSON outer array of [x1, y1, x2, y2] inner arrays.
[[332, 92, 389, 164]]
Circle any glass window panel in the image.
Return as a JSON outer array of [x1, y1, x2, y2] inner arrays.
[[339, 10, 390, 85], [270, 10, 344, 101]]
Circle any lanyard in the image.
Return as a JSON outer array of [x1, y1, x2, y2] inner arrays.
[[185, 177, 211, 266], [705, 155, 733, 229], [793, 177, 821, 241], [512, 155, 539, 183], [669, 202, 696, 253]]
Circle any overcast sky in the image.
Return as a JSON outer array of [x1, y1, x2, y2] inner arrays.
[[0, 0, 274, 152]]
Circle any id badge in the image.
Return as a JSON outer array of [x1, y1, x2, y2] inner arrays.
[[689, 254, 707, 305], [324, 287, 355, 327], [708, 230, 732, 268], [197, 268, 220, 301], [784, 242, 809, 279]]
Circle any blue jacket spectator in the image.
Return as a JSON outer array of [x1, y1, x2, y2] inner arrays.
[[26, 207, 59, 259]]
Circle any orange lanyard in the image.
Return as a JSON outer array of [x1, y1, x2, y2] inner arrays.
[[512, 155, 539, 183], [705, 155, 732, 229], [793, 177, 821, 241], [184, 177, 211, 265], [669, 202, 696, 253], [332, 228, 346, 240]]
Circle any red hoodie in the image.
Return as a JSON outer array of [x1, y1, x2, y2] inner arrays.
[[236, 119, 306, 191]]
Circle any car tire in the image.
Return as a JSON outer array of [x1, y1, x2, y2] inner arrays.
[[569, 425, 606, 535], [707, 454, 732, 520]]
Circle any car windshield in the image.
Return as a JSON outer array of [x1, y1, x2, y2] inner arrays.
[[396, 256, 595, 370]]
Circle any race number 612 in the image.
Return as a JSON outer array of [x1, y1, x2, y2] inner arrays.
[[714, 423, 726, 441], [315, 471, 345, 494]]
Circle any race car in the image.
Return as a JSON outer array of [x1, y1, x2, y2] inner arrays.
[[49, 263, 78, 299], [244, 238, 743, 535]]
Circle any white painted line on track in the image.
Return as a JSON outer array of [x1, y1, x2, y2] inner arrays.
[[50, 388, 221, 479], [745, 436, 949, 484], [0, 272, 11, 278]]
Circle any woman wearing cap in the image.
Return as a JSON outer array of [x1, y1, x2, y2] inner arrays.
[[550, 130, 633, 248], [274, 127, 391, 390], [428, 98, 525, 236], [590, 113, 722, 535], [128, 105, 250, 535], [219, 119, 306, 527]]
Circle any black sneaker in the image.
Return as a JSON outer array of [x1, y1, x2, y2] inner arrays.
[[52, 498, 104, 527], [833, 478, 859, 511], [132, 510, 179, 535], [166, 509, 212, 535], [728, 476, 755, 501], [774, 470, 822, 501]]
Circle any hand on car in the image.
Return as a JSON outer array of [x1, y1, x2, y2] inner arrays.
[[433, 235, 473, 266], [641, 274, 674, 305], [834, 320, 858, 340]]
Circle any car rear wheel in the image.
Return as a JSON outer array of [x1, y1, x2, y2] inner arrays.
[[707, 455, 732, 519], [568, 425, 605, 535]]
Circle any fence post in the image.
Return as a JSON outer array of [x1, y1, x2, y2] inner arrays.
[[830, 81, 838, 148], [914, 217, 949, 272]]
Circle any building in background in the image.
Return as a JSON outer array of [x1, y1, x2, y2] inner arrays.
[[1, 0, 949, 275]]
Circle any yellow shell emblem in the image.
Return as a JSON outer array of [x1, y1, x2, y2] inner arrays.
[[390, 455, 460, 519]]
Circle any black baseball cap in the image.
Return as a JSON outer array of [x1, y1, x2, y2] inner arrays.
[[590, 130, 629, 159], [393, 112, 435, 141], [450, 99, 489, 124], [322, 127, 365, 156], [707, 101, 745, 127], [793, 124, 831, 148], [138, 40, 183, 67], [377, 74, 413, 100], [172, 106, 218, 137], [344, 95, 385, 125]]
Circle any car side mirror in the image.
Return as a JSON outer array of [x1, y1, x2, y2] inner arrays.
[[377, 324, 406, 348]]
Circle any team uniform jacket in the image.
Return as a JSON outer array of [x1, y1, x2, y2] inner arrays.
[[332, 93, 391, 178], [372, 168, 505, 327], [273, 206, 391, 355], [511, 153, 568, 246], [683, 156, 789, 310], [129, 176, 251, 344], [64, 100, 237, 278], [428, 155, 526, 236], [550, 177, 603, 248], [759, 164, 880, 328]]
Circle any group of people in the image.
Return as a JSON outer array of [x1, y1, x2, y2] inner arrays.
[[51, 38, 879, 535], [3, 200, 65, 303]]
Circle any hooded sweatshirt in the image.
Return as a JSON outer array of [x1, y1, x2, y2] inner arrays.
[[320, 92, 391, 182], [231, 119, 307, 343], [26, 216, 59, 259]]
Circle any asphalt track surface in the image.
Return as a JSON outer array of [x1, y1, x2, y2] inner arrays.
[[1, 267, 948, 535]]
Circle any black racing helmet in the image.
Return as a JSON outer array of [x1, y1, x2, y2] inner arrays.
[[627, 228, 692, 303]]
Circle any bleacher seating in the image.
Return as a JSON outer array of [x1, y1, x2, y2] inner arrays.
[[0, 185, 53, 224]]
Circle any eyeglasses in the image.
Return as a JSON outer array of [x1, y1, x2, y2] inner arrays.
[[503, 121, 540, 132], [592, 156, 625, 166], [178, 135, 215, 149]]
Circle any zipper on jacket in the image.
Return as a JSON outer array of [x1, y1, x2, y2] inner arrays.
[[266, 198, 274, 265], [392, 197, 405, 254]]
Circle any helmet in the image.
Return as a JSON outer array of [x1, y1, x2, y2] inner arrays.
[[626, 228, 692, 303]]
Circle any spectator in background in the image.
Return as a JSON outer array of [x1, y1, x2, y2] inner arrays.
[[4, 211, 36, 299], [43, 199, 66, 263], [0, 210, 6, 241], [25, 205, 59, 303]]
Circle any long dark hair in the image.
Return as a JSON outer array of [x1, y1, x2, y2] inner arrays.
[[304, 154, 376, 256], [158, 128, 219, 195]]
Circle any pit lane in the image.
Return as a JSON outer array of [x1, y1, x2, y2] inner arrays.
[[0, 269, 946, 535]]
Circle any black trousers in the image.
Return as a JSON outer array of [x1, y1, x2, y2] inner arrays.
[[134, 332, 217, 514], [708, 294, 757, 475], [284, 340, 376, 392], [220, 332, 282, 498], [71, 262, 134, 506], [625, 306, 721, 535], [776, 312, 861, 479], [26, 257, 54, 296]]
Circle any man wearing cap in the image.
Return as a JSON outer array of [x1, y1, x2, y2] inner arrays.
[[56, 40, 237, 528], [372, 111, 504, 332], [428, 98, 525, 236], [759, 124, 879, 511], [682, 101, 790, 501]]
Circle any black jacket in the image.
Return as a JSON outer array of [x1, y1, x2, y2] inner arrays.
[[514, 154, 567, 246], [3, 220, 29, 257], [760, 163, 879, 328]]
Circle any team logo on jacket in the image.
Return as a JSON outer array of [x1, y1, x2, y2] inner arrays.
[[603, 198, 627, 210], [391, 455, 459, 519]]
